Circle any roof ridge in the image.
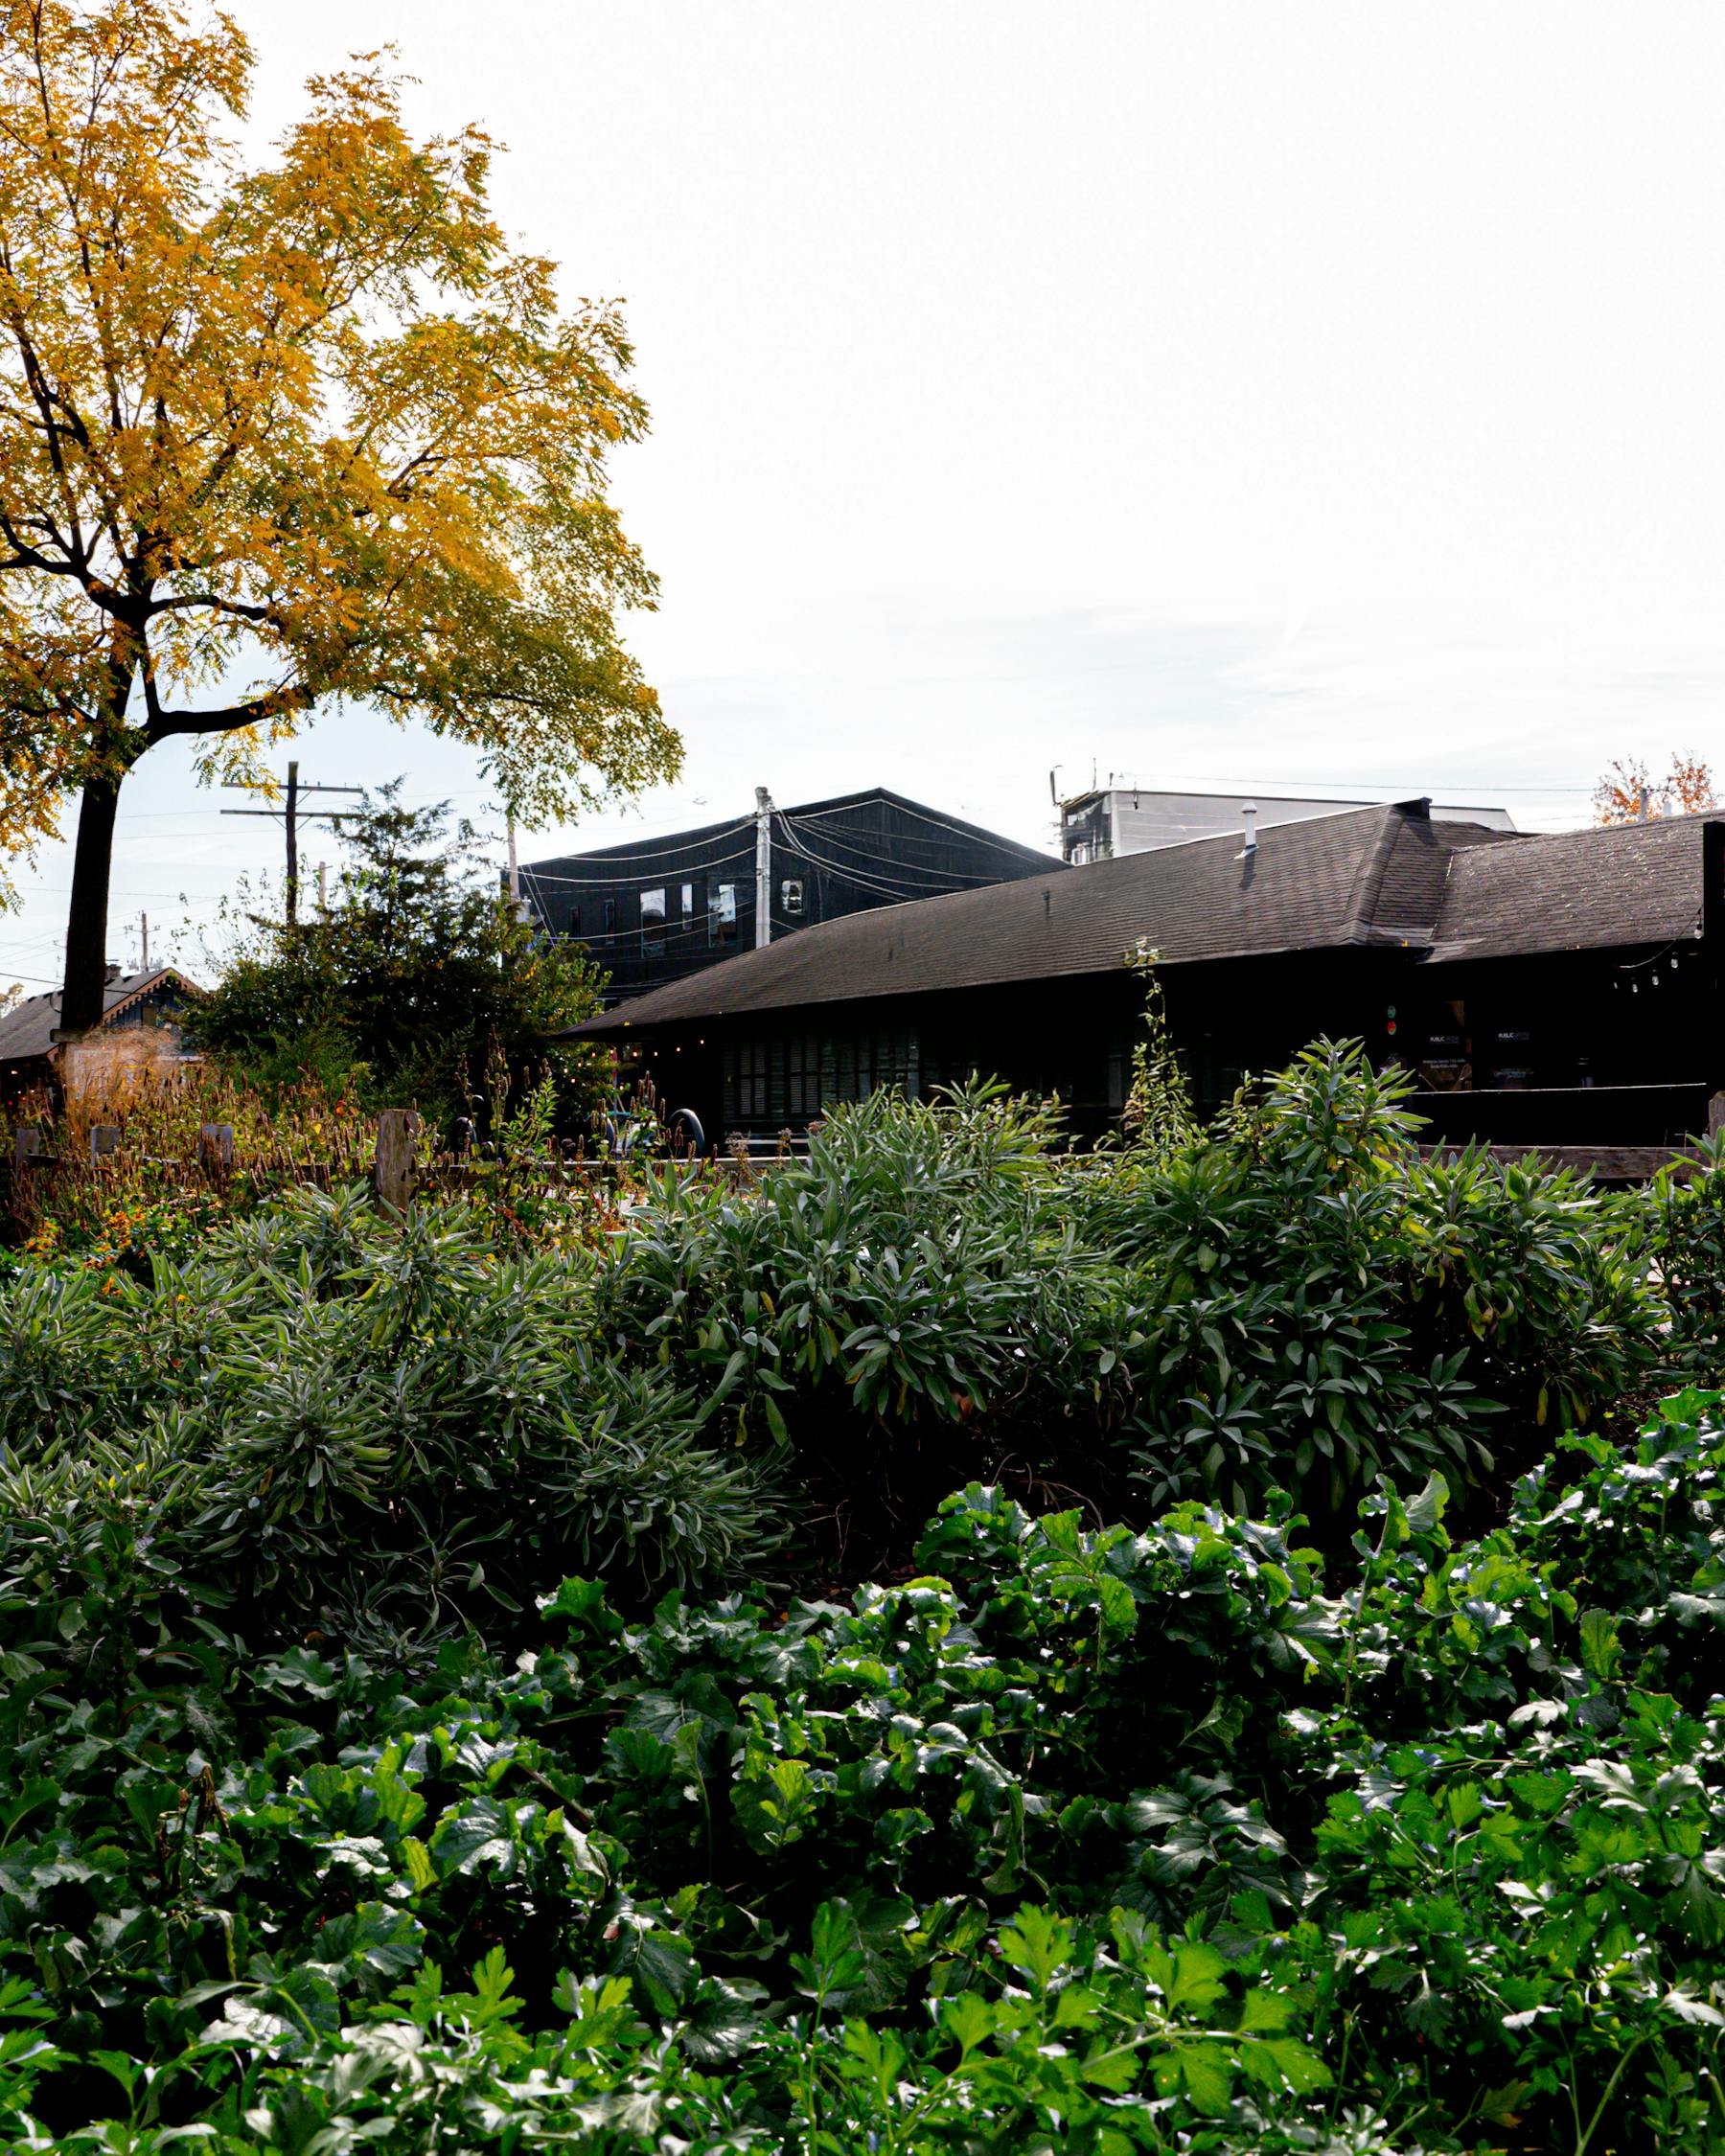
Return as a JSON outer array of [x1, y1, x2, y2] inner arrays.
[[574, 802, 1448, 1036], [526, 788, 1062, 873], [1339, 802, 1423, 944], [100, 966, 198, 1026]]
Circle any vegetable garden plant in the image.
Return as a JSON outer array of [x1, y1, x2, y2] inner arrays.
[[3, 1043, 1724, 2151]]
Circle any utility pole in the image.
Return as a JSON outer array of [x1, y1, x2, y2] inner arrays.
[[222, 768, 365, 926], [139, 912, 149, 970], [317, 861, 329, 915], [503, 814, 539, 924], [284, 760, 298, 926], [754, 786, 773, 948]]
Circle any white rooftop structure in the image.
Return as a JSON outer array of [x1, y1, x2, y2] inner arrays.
[[1056, 786, 1514, 864]]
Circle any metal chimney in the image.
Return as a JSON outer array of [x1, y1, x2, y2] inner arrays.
[[1241, 802, 1258, 857]]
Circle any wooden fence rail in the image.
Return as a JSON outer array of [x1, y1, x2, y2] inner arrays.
[[1418, 1142, 1712, 1183], [6, 1110, 776, 1231], [12, 1113, 1722, 1238]]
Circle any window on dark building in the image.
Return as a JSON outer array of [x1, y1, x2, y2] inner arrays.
[[680, 881, 695, 922], [640, 886, 667, 957], [780, 878, 804, 918], [603, 898, 616, 936], [788, 1034, 820, 1118], [710, 883, 738, 945], [738, 1038, 769, 1118]]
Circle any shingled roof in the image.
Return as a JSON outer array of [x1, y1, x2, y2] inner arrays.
[[0, 967, 200, 1068], [571, 800, 1509, 1035], [1428, 812, 1710, 962]]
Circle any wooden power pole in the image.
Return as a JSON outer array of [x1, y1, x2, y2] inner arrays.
[[284, 760, 299, 926], [222, 766, 364, 926]]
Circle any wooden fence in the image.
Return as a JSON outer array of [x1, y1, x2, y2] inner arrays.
[[11, 1112, 1718, 1240], [6, 1107, 786, 1230], [1418, 1142, 1713, 1183]]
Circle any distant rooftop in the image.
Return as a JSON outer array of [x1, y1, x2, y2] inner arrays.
[[572, 799, 1510, 1034], [524, 786, 1060, 874], [1056, 785, 1513, 863], [0, 966, 199, 1067], [571, 799, 1717, 1040]]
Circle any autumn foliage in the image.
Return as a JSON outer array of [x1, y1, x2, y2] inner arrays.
[[0, 0, 677, 1026], [1592, 750, 1717, 824]]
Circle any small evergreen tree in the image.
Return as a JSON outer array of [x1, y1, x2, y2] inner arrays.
[[193, 784, 605, 1123]]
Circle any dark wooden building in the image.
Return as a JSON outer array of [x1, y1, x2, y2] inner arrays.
[[520, 787, 1061, 1002], [565, 801, 1725, 1152]]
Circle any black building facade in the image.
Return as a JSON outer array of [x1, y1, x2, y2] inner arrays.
[[520, 788, 1061, 1002], [567, 803, 1725, 1155]]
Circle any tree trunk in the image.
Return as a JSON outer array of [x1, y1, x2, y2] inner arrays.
[[59, 771, 123, 1036], [61, 640, 142, 1038]]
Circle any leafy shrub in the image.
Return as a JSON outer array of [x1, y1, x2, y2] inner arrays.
[[12, 1044, 1725, 2146], [592, 1050, 1665, 1546], [1104, 1044, 1662, 1517], [1636, 1129, 1725, 1380], [593, 1084, 1118, 1556], [0, 1046, 1690, 1614], [0, 1185, 789, 1623], [14, 1388, 1725, 2147]]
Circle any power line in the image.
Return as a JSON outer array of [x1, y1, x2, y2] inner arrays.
[[518, 842, 756, 891], [519, 817, 753, 868], [528, 913, 720, 950], [787, 794, 1055, 852], [777, 836, 973, 903], [773, 822, 973, 907], [1097, 770, 1598, 796], [14, 884, 236, 901], [776, 811, 1017, 890], [774, 814, 1040, 902]]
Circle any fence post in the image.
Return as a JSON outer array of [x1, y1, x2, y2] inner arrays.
[[89, 1124, 121, 1164], [375, 1109, 421, 1213], [197, 1122, 235, 1174], [12, 1124, 43, 1168]]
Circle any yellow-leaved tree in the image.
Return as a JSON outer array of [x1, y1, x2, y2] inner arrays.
[[0, 0, 678, 1032], [1593, 753, 1717, 825]]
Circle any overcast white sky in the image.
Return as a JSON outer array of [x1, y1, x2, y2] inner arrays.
[[7, 1, 1725, 987]]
